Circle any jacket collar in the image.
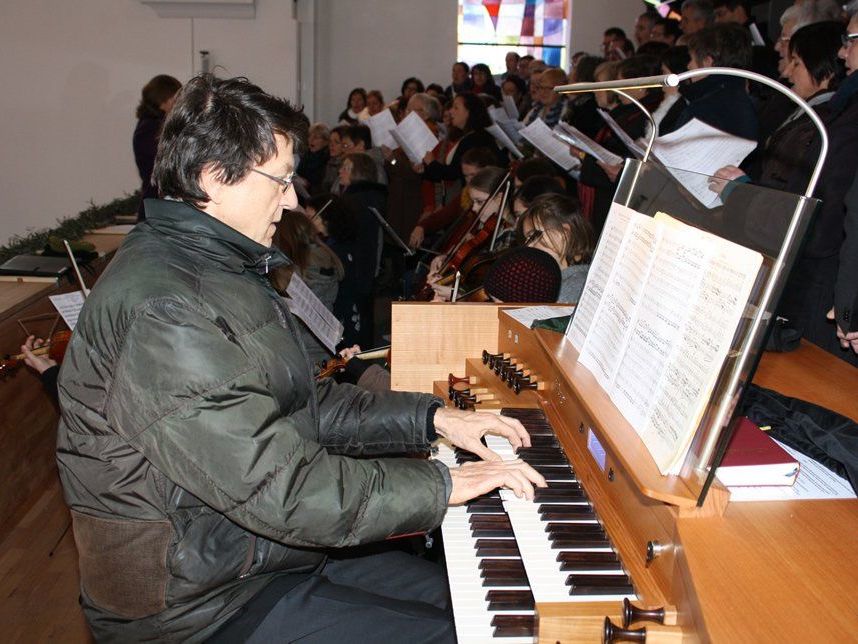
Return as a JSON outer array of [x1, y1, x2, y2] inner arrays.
[[142, 198, 291, 275], [680, 74, 745, 102], [828, 71, 858, 118]]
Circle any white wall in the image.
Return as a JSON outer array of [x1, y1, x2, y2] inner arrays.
[[569, 0, 644, 57], [0, 0, 298, 245], [313, 0, 458, 126]]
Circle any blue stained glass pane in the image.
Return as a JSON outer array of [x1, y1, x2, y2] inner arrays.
[[544, 48, 561, 66]]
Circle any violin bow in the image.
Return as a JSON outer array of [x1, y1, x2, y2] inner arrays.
[[64, 239, 90, 298], [488, 178, 514, 253]]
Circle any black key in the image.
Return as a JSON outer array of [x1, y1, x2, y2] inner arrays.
[[468, 515, 511, 526], [566, 574, 634, 596], [471, 525, 515, 538], [557, 551, 622, 571], [482, 575, 529, 587], [475, 539, 520, 557], [491, 615, 536, 638], [551, 537, 612, 549], [534, 488, 585, 502], [479, 558, 525, 571], [466, 502, 505, 514], [545, 522, 605, 535], [538, 504, 596, 520], [486, 590, 535, 611], [531, 466, 575, 480]]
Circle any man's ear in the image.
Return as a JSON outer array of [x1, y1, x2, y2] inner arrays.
[[199, 165, 222, 204], [703, 55, 715, 68]]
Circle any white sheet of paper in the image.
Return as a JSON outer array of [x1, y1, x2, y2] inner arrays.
[[49, 291, 85, 330], [651, 118, 757, 209], [502, 94, 519, 120], [498, 118, 525, 145], [729, 441, 856, 501], [392, 112, 439, 165], [597, 109, 647, 159], [366, 109, 398, 150], [486, 124, 524, 159], [502, 305, 575, 329], [555, 122, 623, 166], [566, 203, 636, 350], [284, 273, 344, 354], [519, 118, 580, 171]]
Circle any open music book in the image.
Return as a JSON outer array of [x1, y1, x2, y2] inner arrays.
[[486, 124, 524, 159], [567, 203, 763, 475], [554, 122, 623, 166], [389, 112, 439, 165], [488, 105, 525, 145], [519, 118, 580, 172]]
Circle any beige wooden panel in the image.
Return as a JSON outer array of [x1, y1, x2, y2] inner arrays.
[[389, 302, 505, 393]]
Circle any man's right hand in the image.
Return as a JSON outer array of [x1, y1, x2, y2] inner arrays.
[[448, 459, 546, 505]]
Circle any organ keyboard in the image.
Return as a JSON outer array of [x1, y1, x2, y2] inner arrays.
[[391, 302, 858, 642]]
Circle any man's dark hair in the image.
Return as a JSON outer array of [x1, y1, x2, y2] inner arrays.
[[507, 51, 521, 62], [683, 0, 716, 25], [520, 55, 534, 63], [426, 82, 445, 95], [789, 21, 847, 87], [686, 23, 752, 69], [604, 27, 627, 40], [661, 45, 691, 74], [456, 92, 492, 131], [654, 17, 683, 42], [154, 74, 307, 204], [344, 124, 372, 150], [501, 74, 527, 96], [454, 61, 470, 74]]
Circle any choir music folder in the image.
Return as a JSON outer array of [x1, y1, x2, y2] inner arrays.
[[0, 254, 71, 283], [717, 417, 800, 487]]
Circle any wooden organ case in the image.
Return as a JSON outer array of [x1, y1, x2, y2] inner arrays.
[[390, 301, 858, 643]]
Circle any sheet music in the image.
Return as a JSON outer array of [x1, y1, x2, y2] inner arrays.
[[283, 273, 344, 354], [749, 23, 766, 47], [640, 215, 762, 474], [502, 94, 519, 120], [49, 291, 85, 330], [597, 109, 647, 159], [391, 112, 439, 165], [651, 118, 757, 209], [577, 214, 660, 391], [502, 305, 575, 329], [486, 124, 524, 159], [555, 122, 623, 166], [366, 109, 398, 149], [729, 441, 856, 501], [566, 202, 636, 349], [519, 118, 580, 172], [498, 118, 525, 145], [611, 222, 711, 431]]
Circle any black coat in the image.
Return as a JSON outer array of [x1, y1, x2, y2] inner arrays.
[[665, 75, 758, 141], [132, 115, 164, 220], [342, 181, 387, 296], [835, 171, 858, 335]]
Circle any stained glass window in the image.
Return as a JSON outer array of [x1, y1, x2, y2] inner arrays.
[[457, 0, 570, 73]]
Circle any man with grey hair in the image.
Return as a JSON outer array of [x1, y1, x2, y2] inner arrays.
[[680, 0, 715, 35]]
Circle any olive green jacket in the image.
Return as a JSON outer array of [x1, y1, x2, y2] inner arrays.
[[57, 199, 448, 642]]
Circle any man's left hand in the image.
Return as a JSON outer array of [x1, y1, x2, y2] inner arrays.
[[433, 407, 531, 461]]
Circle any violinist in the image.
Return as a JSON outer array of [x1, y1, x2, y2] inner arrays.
[[19, 335, 59, 401], [517, 194, 595, 303], [426, 167, 510, 300]]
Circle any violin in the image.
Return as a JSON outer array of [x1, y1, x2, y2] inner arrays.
[[316, 345, 391, 380], [0, 330, 71, 377]]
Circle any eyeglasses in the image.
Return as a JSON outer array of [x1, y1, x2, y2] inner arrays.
[[252, 168, 296, 193], [843, 33, 858, 47]]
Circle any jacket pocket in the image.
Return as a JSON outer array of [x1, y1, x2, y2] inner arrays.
[[71, 510, 171, 619]]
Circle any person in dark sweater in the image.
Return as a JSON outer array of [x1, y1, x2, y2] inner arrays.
[[132, 74, 182, 221], [660, 23, 758, 141]]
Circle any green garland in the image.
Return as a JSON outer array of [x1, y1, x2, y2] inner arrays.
[[0, 193, 139, 264]]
